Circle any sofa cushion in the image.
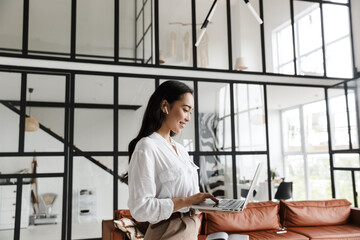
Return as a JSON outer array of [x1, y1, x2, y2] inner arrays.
[[114, 210, 149, 235], [204, 201, 281, 234], [239, 230, 309, 240], [280, 199, 351, 227], [114, 218, 144, 240], [288, 225, 360, 239], [199, 230, 309, 240]]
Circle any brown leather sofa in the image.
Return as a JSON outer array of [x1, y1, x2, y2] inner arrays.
[[102, 199, 360, 240]]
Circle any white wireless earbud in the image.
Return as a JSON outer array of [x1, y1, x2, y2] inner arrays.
[[164, 106, 169, 114]]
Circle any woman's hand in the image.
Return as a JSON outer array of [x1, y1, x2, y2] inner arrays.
[[186, 193, 219, 206], [172, 193, 218, 212]]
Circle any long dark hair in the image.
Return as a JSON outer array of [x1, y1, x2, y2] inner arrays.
[[119, 80, 193, 184]]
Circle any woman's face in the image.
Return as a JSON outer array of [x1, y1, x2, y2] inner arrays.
[[164, 92, 194, 134]]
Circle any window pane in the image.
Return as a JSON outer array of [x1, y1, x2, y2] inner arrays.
[[198, 82, 231, 151], [159, 0, 192, 67], [118, 156, 129, 209], [294, 2, 324, 76], [231, 0, 262, 72], [328, 85, 350, 150], [235, 84, 266, 151], [264, 0, 294, 74], [118, 78, 155, 151], [0, 0, 23, 51], [144, 31, 152, 64], [74, 109, 113, 151], [25, 74, 66, 152], [308, 154, 331, 200], [28, 0, 71, 55], [303, 100, 328, 152], [197, 0, 228, 69], [199, 155, 233, 198], [236, 155, 268, 201], [75, 75, 113, 104], [119, 0, 136, 62], [282, 108, 301, 152], [334, 154, 360, 168], [76, 0, 114, 58], [0, 156, 64, 174], [21, 178, 63, 240], [323, 4, 352, 78], [0, 72, 21, 152], [347, 85, 359, 149], [285, 155, 305, 200], [334, 170, 355, 206], [72, 156, 113, 239]]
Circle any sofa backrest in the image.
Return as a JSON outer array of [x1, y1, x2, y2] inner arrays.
[[279, 199, 351, 228], [203, 201, 281, 235]]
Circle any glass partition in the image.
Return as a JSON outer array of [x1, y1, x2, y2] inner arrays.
[[234, 84, 266, 151], [135, 0, 153, 64], [294, 1, 323, 76], [20, 177, 63, 240], [199, 155, 233, 198], [334, 170, 354, 206], [236, 155, 267, 201], [118, 156, 129, 209], [74, 109, 113, 151], [72, 156, 113, 239], [28, 0, 71, 56], [76, 0, 114, 60], [307, 154, 331, 200], [285, 155, 305, 200], [347, 81, 359, 149], [0, 0, 23, 52], [25, 74, 66, 152], [334, 154, 360, 168], [196, 0, 228, 69], [74, 75, 113, 151], [231, 0, 262, 72], [159, 0, 192, 67], [118, 77, 154, 151], [323, 3, 353, 78], [264, 0, 293, 74], [303, 100, 328, 152], [0, 72, 21, 152], [198, 82, 231, 152], [119, 0, 136, 62], [268, 85, 328, 201], [328, 84, 350, 150]]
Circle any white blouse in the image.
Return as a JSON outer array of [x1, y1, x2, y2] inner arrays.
[[127, 132, 200, 224]]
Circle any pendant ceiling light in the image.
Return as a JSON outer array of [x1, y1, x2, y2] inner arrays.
[[25, 88, 39, 132]]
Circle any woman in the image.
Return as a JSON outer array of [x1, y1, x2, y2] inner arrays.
[[120, 80, 218, 240]]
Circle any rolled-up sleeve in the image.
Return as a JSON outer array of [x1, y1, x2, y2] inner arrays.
[[127, 149, 174, 224]]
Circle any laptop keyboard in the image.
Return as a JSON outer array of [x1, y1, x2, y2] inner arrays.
[[218, 199, 245, 210]]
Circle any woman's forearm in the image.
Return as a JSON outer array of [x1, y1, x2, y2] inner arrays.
[[172, 197, 189, 212]]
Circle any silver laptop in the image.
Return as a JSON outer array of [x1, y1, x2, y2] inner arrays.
[[192, 162, 263, 212]]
